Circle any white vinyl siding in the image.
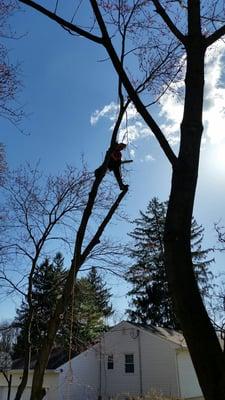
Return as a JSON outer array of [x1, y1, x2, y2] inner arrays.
[[177, 349, 203, 399], [138, 326, 179, 397]]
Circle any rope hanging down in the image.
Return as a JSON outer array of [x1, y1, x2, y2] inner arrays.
[[64, 277, 75, 400]]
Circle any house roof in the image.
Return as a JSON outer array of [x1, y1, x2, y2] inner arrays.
[[136, 323, 186, 347], [111, 321, 187, 348], [12, 347, 77, 371]]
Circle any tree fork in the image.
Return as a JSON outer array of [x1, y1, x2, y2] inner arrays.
[[30, 188, 127, 400]]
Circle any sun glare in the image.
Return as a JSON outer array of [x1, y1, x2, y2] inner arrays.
[[212, 144, 225, 171]]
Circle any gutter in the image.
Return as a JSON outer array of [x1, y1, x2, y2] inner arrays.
[[137, 329, 143, 397]]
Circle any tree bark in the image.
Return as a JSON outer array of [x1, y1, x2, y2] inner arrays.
[[165, 169, 225, 399], [14, 321, 31, 400], [14, 262, 36, 400], [164, 4, 225, 398], [30, 262, 77, 400]]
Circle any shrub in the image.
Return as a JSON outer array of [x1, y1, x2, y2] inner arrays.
[[112, 390, 182, 400]]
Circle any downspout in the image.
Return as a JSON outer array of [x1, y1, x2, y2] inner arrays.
[[98, 339, 102, 400], [175, 348, 182, 399], [137, 329, 143, 397], [7, 374, 12, 400]]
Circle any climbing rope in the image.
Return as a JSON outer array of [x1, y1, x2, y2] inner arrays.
[[121, 109, 129, 144], [64, 276, 76, 400], [68, 277, 75, 363]]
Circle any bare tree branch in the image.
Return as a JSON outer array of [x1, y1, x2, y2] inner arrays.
[[90, 0, 177, 166], [80, 188, 127, 263], [19, 0, 177, 166], [19, 0, 103, 44], [151, 0, 186, 44], [205, 24, 225, 46]]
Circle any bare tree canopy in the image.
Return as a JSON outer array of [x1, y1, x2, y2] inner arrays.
[[1, 146, 127, 400], [0, 0, 23, 125]]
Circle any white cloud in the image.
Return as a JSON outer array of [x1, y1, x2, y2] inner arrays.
[[159, 42, 225, 147], [91, 43, 225, 150], [145, 154, 155, 162], [90, 102, 118, 125], [203, 45, 225, 145], [130, 148, 135, 158], [90, 102, 152, 144], [159, 85, 183, 145], [140, 154, 155, 163]]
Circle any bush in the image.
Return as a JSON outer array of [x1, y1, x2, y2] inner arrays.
[[112, 391, 182, 400]]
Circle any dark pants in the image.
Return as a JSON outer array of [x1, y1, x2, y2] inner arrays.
[[108, 159, 125, 189], [95, 160, 126, 190]]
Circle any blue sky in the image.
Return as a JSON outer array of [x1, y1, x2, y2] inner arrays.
[[1, 2, 225, 322]]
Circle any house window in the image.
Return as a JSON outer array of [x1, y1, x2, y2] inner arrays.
[[125, 354, 134, 373], [107, 354, 114, 369]]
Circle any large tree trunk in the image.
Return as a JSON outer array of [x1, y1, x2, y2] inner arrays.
[[30, 267, 76, 400], [165, 168, 225, 399], [164, 6, 225, 398], [14, 341, 31, 400], [15, 266, 35, 400]]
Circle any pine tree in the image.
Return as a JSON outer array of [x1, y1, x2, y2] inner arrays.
[[88, 267, 113, 319], [13, 259, 113, 358], [13, 253, 65, 358], [58, 267, 113, 353], [126, 197, 213, 329]]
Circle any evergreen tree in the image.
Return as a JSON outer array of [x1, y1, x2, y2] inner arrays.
[[13, 259, 113, 358], [88, 267, 113, 319], [13, 253, 65, 358], [126, 198, 213, 329], [58, 267, 113, 352]]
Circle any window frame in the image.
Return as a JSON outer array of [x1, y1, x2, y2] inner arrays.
[[107, 354, 114, 370], [125, 353, 134, 373]]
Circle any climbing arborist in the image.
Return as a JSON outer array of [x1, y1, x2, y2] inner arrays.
[[95, 142, 130, 191], [108, 142, 129, 191]]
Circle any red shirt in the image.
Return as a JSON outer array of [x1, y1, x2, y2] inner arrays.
[[110, 145, 122, 162]]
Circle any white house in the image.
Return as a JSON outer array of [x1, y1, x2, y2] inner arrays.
[[0, 321, 204, 400], [55, 321, 204, 400], [0, 348, 64, 400], [0, 369, 59, 400]]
